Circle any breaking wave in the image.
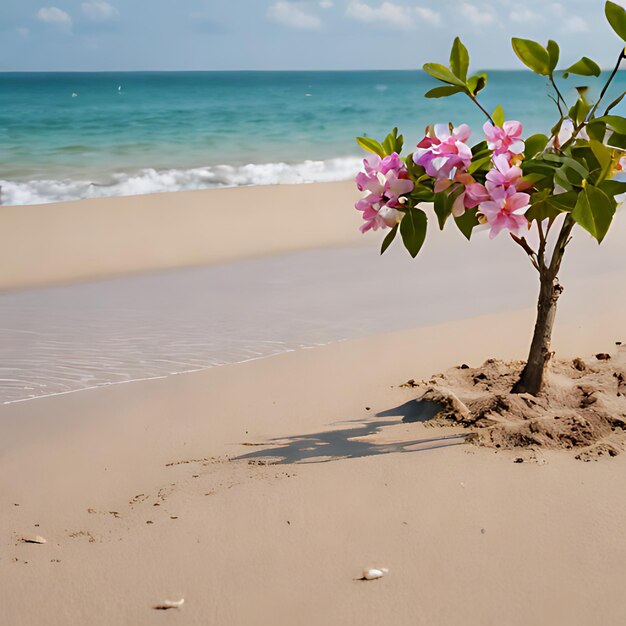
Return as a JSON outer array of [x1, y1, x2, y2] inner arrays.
[[0, 156, 362, 206]]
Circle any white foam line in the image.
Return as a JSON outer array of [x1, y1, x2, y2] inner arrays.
[[0, 344, 327, 405], [0, 156, 362, 206]]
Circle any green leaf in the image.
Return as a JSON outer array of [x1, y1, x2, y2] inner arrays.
[[526, 190, 579, 222], [606, 0, 626, 41], [596, 114, 626, 134], [563, 57, 601, 78], [571, 185, 616, 242], [526, 189, 561, 222], [471, 140, 488, 155], [380, 224, 398, 255], [434, 190, 451, 230], [586, 120, 607, 142], [547, 39, 560, 73], [424, 85, 465, 98], [607, 131, 626, 149], [524, 133, 549, 158], [521, 172, 548, 187], [423, 63, 466, 87], [450, 37, 470, 81], [467, 73, 487, 95], [454, 208, 479, 240], [381, 127, 403, 156], [382, 132, 394, 157], [550, 190, 580, 212], [468, 154, 493, 174], [522, 158, 559, 177], [492, 105, 505, 127], [542, 152, 589, 179], [589, 138, 613, 182], [400, 207, 428, 258], [511, 38, 551, 76], [433, 185, 469, 231], [554, 165, 575, 191], [599, 179, 626, 196], [569, 97, 593, 125], [356, 136, 384, 157]]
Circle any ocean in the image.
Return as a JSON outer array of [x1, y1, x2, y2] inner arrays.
[[1, 70, 625, 205]]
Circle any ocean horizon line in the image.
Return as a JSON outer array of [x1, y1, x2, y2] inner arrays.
[[1, 68, 619, 74]]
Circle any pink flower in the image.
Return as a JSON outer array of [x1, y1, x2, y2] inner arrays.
[[355, 199, 403, 233], [483, 121, 525, 160], [462, 182, 490, 211], [414, 123, 473, 180], [355, 152, 413, 233], [478, 186, 530, 239], [435, 172, 490, 218], [485, 154, 525, 194]]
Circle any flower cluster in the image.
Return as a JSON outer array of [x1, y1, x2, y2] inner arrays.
[[354, 119, 531, 240], [354, 153, 414, 233]]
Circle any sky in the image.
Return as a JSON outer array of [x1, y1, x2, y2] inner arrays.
[[1, 0, 625, 71]]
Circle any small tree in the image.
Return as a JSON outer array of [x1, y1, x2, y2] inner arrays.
[[354, 1, 626, 396]]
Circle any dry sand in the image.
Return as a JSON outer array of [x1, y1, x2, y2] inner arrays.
[[0, 182, 362, 290], [1, 184, 626, 624]]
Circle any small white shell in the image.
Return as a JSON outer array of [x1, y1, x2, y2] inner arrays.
[[19, 534, 47, 544], [362, 567, 388, 580], [154, 598, 184, 610]]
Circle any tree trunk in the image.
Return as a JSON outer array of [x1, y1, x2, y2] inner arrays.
[[511, 271, 563, 396]]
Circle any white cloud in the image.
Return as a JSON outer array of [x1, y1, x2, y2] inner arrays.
[[458, 3, 495, 26], [81, 1, 119, 21], [509, 7, 542, 23], [550, 2, 564, 16], [319, 0, 333, 7], [415, 7, 440, 25], [36, 7, 72, 29], [346, 2, 440, 30], [562, 15, 588, 33], [16, 27, 30, 37], [267, 2, 322, 30]]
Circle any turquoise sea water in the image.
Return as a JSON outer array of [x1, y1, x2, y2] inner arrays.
[[1, 70, 625, 205]]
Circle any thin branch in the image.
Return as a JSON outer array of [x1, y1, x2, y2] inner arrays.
[[559, 49, 626, 152], [604, 90, 626, 116], [586, 48, 626, 123], [549, 76, 566, 117], [548, 215, 575, 276], [536, 220, 548, 269], [467, 92, 495, 125], [547, 93, 562, 116], [510, 233, 540, 272]]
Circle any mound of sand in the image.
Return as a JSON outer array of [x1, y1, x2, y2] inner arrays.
[[409, 346, 626, 460]]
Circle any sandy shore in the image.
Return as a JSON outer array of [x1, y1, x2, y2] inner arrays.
[[1, 308, 626, 625], [1, 184, 626, 624], [0, 182, 362, 290]]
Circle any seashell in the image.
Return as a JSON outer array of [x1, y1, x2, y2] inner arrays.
[[19, 534, 47, 544], [154, 598, 184, 610], [362, 567, 388, 580]]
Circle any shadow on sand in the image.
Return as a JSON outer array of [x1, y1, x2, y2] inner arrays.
[[234, 399, 466, 465]]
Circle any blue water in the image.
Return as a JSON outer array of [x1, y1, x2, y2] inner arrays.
[[1, 70, 624, 204]]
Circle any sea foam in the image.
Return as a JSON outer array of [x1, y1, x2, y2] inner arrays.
[[0, 157, 362, 206]]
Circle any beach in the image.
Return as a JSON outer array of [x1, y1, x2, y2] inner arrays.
[[1, 181, 626, 625]]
